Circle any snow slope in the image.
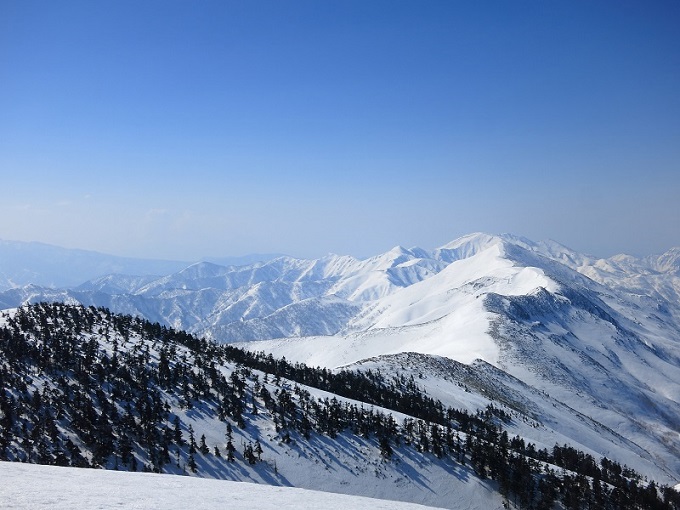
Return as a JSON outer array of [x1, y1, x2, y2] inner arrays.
[[0, 462, 447, 510]]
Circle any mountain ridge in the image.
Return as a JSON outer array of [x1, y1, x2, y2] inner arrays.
[[2, 232, 680, 345]]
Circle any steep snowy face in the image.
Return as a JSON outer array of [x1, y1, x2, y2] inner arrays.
[[432, 232, 503, 263], [484, 281, 680, 479], [349, 240, 559, 337], [321, 247, 447, 301], [245, 239, 570, 367]]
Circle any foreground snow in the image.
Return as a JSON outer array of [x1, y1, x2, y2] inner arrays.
[[0, 461, 446, 510]]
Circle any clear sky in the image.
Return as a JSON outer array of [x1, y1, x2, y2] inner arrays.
[[1, 0, 679, 261]]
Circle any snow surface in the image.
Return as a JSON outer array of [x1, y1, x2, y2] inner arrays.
[[0, 462, 447, 510]]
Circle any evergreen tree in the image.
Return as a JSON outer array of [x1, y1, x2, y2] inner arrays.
[[379, 436, 393, 458], [187, 451, 197, 473], [188, 424, 197, 455], [199, 434, 209, 455], [226, 439, 235, 462], [172, 416, 183, 445]]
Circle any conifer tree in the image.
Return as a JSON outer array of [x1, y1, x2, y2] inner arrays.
[[379, 436, 393, 458], [188, 424, 197, 454], [188, 451, 197, 473], [172, 415, 183, 444], [226, 440, 235, 462], [199, 434, 209, 455], [254, 439, 263, 461]]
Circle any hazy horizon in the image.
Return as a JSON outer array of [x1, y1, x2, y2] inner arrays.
[[1, 231, 678, 264]]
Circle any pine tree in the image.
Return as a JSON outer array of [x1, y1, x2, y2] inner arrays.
[[243, 442, 256, 464], [173, 416, 184, 445], [379, 436, 393, 458], [226, 440, 235, 462], [188, 425, 197, 454], [188, 451, 197, 473], [199, 434, 209, 455]]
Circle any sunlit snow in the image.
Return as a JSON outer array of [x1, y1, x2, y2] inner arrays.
[[0, 462, 447, 510]]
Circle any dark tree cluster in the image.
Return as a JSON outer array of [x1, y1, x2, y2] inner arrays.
[[0, 303, 246, 472], [1, 303, 678, 510]]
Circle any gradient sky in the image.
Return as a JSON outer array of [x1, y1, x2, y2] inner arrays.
[[1, 1, 679, 261]]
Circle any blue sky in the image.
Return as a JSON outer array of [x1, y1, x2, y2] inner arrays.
[[1, 1, 679, 260]]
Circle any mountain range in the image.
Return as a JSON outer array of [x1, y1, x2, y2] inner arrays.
[[1, 233, 680, 493]]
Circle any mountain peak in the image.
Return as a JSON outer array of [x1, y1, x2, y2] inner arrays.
[[182, 260, 225, 271], [437, 232, 500, 250], [386, 245, 411, 255], [433, 232, 504, 263]]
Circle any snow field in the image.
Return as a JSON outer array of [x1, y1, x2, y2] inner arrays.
[[0, 461, 450, 510]]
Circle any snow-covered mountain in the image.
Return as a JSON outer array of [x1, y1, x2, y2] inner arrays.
[[2, 232, 680, 489], [4, 233, 678, 347], [3, 302, 675, 509], [0, 244, 451, 340]]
